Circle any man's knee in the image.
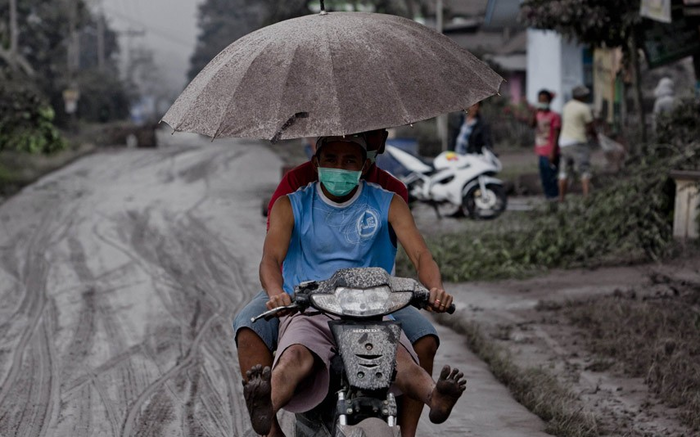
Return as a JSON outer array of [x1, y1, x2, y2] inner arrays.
[[237, 328, 266, 348], [276, 345, 315, 373], [413, 335, 438, 363]]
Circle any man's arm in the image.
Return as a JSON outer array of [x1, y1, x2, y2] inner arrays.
[[387, 195, 453, 311], [260, 196, 295, 309]]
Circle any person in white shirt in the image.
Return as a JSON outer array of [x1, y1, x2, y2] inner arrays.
[[558, 85, 596, 201]]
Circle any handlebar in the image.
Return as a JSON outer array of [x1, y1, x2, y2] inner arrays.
[[251, 275, 456, 323], [411, 285, 456, 314], [250, 303, 302, 323]]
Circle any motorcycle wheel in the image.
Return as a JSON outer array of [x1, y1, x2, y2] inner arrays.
[[463, 183, 507, 220], [335, 418, 401, 437]]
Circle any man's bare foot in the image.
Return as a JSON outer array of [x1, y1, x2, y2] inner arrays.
[[243, 365, 274, 435], [428, 365, 467, 424]]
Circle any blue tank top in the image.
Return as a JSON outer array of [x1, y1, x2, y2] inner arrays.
[[282, 181, 397, 294]]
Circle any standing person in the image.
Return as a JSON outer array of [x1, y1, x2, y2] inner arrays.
[[558, 85, 596, 201], [235, 130, 440, 437], [452, 101, 492, 155], [530, 90, 561, 201]]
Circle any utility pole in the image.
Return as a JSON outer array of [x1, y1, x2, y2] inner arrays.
[[9, 0, 18, 64], [63, 0, 81, 131], [124, 27, 146, 83], [436, 0, 449, 151], [97, 12, 105, 70], [66, 0, 80, 76]]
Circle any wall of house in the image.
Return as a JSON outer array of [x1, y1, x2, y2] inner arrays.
[[526, 29, 585, 113]]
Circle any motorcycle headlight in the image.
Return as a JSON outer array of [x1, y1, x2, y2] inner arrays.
[[310, 286, 413, 317]]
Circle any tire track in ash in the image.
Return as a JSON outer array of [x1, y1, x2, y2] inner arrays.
[[116, 198, 262, 435], [0, 233, 28, 360], [0, 212, 70, 437], [1, 141, 277, 436], [181, 212, 255, 434], [37, 299, 61, 437], [117, 207, 254, 436], [60, 235, 125, 436], [88, 210, 221, 436]]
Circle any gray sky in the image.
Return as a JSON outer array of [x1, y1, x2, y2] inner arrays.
[[101, 0, 203, 93]]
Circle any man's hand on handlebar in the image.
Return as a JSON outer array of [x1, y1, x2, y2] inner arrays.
[[426, 287, 454, 313], [266, 293, 295, 317]]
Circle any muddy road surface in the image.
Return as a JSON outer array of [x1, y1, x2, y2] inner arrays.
[[0, 131, 550, 436]]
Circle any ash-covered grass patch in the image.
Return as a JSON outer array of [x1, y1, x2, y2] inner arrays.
[[0, 143, 94, 197], [551, 275, 700, 431], [398, 100, 700, 282], [435, 314, 598, 437]]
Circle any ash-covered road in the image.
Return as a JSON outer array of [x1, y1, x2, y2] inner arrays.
[[0, 131, 550, 436]]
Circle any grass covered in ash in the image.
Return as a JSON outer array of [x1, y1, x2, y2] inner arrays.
[[398, 100, 700, 282], [435, 314, 598, 437], [553, 275, 700, 431], [0, 143, 94, 197]]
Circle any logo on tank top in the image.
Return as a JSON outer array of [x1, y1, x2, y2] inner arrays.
[[356, 209, 379, 239]]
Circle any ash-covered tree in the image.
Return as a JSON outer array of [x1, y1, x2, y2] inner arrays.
[[188, 0, 427, 80], [78, 14, 121, 71], [187, 0, 263, 81], [0, 0, 88, 90], [0, 0, 129, 125], [256, 0, 426, 25], [520, 0, 648, 144]]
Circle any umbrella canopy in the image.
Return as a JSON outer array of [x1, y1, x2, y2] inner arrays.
[[162, 11, 504, 142]]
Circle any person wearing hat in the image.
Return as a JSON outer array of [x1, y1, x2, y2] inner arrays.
[[242, 134, 465, 437], [558, 85, 597, 201]]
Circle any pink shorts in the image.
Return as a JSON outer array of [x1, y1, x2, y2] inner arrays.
[[273, 312, 417, 413]]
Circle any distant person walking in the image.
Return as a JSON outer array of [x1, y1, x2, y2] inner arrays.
[[558, 85, 596, 201], [530, 90, 561, 200], [452, 102, 492, 155]]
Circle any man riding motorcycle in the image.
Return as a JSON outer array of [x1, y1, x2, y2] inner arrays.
[[234, 129, 442, 436], [243, 134, 466, 436]]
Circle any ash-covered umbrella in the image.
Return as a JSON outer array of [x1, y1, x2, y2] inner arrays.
[[162, 9, 503, 142]]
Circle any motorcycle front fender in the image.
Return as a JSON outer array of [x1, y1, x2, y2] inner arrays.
[[336, 418, 401, 437], [460, 176, 504, 201]]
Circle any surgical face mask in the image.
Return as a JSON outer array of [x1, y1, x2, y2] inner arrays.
[[366, 150, 378, 164], [536, 102, 550, 111], [318, 167, 362, 197]]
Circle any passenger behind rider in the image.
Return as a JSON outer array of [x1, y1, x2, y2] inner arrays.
[[234, 129, 440, 436], [243, 134, 467, 437]]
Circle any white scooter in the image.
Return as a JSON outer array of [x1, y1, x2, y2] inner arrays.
[[384, 145, 507, 219]]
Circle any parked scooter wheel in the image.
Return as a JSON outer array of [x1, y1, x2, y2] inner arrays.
[[463, 183, 507, 220]]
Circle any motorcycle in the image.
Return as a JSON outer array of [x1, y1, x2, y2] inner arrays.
[[384, 145, 507, 219], [252, 267, 455, 437]]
